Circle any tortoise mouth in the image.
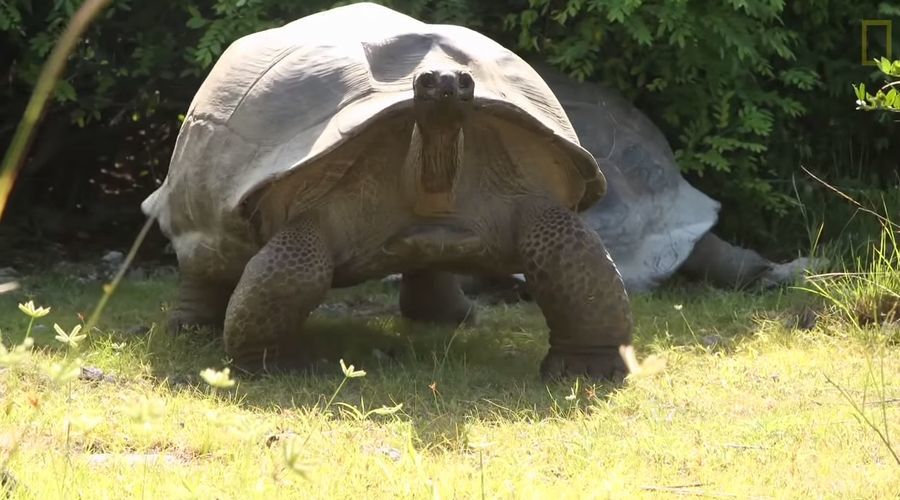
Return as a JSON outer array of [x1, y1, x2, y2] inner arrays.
[[413, 94, 473, 132]]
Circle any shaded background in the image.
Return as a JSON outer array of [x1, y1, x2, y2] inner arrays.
[[1, 0, 898, 267]]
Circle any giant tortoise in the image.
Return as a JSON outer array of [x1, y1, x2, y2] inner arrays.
[[141, 3, 634, 380], [541, 66, 812, 291], [465, 66, 813, 296]]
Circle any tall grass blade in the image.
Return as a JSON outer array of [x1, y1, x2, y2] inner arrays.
[[0, 0, 112, 220]]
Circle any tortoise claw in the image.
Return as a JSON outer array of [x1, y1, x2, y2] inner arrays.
[[540, 346, 632, 383]]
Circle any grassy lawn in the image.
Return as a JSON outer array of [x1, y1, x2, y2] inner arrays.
[[0, 272, 898, 498]]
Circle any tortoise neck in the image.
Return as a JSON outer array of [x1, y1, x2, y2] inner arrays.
[[419, 125, 462, 192], [412, 123, 464, 216]]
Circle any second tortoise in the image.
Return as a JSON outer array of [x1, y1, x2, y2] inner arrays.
[[462, 66, 814, 298]]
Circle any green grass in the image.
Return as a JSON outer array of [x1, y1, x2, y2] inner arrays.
[[0, 271, 898, 498]]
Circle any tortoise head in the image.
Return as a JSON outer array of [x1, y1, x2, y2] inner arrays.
[[412, 68, 474, 132]]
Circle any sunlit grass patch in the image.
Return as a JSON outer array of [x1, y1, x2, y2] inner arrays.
[[805, 219, 899, 332], [0, 268, 898, 497]]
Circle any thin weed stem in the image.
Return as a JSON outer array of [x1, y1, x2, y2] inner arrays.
[[24, 317, 34, 342], [0, 0, 112, 220], [824, 372, 899, 465], [82, 217, 156, 339]]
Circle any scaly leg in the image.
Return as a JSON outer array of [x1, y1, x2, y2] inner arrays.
[[516, 200, 634, 381], [168, 244, 247, 334], [223, 217, 333, 371], [680, 233, 771, 289], [168, 275, 235, 335]]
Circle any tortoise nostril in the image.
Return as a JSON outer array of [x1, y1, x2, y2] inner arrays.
[[458, 73, 474, 89], [416, 70, 472, 99], [418, 72, 437, 88]]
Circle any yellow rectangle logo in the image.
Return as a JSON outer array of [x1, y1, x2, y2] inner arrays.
[[861, 19, 892, 66]]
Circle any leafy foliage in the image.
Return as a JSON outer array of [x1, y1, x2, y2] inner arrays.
[[1, 0, 898, 252], [503, 0, 900, 250], [855, 58, 900, 112]]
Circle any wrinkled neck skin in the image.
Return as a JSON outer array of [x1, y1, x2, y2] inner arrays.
[[410, 106, 466, 216], [419, 123, 463, 194]]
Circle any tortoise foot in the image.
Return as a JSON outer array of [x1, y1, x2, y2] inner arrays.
[[540, 346, 631, 383], [515, 201, 635, 380], [231, 348, 314, 377]]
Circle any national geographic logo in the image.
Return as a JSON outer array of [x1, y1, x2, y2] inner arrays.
[[861, 19, 893, 66]]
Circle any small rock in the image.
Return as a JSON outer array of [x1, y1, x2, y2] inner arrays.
[[376, 446, 402, 462], [79, 366, 116, 383], [52, 260, 75, 273], [76, 272, 100, 284], [702, 335, 724, 347], [127, 267, 147, 280], [794, 306, 819, 331], [0, 281, 19, 294], [381, 274, 402, 287], [101, 251, 125, 266], [150, 265, 178, 278], [372, 348, 392, 362], [165, 374, 198, 387], [126, 325, 151, 335], [362, 445, 402, 462], [315, 302, 349, 317], [86, 453, 182, 466], [265, 431, 300, 447]]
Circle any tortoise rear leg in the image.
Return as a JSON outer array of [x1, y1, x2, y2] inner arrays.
[[680, 233, 771, 288], [516, 200, 634, 381], [399, 270, 476, 325], [224, 217, 333, 372]]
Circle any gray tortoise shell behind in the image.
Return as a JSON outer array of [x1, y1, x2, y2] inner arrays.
[[141, 3, 605, 270], [536, 66, 721, 292]]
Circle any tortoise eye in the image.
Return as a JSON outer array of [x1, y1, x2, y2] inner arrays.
[[418, 72, 437, 88]]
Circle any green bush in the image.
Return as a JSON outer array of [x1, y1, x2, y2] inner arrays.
[[504, 0, 900, 252], [0, 0, 495, 130], [856, 57, 900, 112], [0, 0, 494, 226], [1, 0, 897, 253]]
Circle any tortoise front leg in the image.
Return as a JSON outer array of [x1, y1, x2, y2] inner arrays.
[[168, 245, 248, 335], [168, 275, 234, 335], [223, 217, 333, 372], [516, 200, 634, 381]]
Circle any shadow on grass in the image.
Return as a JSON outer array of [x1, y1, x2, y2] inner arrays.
[[0, 272, 819, 450]]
